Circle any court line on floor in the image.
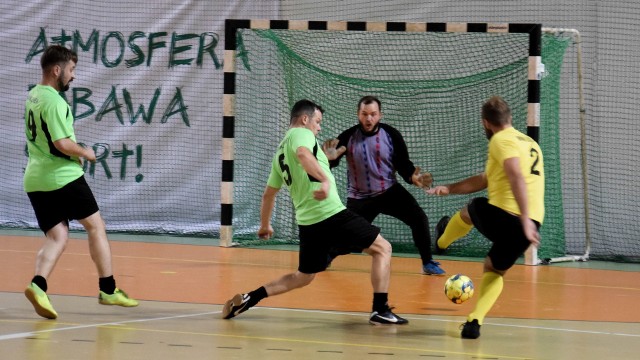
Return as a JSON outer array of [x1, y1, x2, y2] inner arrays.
[[0, 310, 220, 341], [2, 305, 638, 342], [268, 307, 640, 338], [1, 307, 531, 360]]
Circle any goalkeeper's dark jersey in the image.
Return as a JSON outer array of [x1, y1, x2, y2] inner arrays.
[[329, 123, 417, 199]]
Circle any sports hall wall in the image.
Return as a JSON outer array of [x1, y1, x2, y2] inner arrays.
[[0, 0, 637, 261]]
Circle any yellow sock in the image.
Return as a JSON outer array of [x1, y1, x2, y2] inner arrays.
[[437, 211, 472, 250], [468, 271, 504, 325]]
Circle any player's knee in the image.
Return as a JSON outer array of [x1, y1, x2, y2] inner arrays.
[[460, 206, 473, 224], [80, 211, 105, 232], [297, 272, 315, 287], [369, 235, 392, 257], [484, 257, 507, 275]]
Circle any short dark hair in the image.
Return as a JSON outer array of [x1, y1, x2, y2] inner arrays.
[[40, 45, 78, 70], [357, 95, 381, 112], [290, 99, 324, 125], [482, 96, 511, 126]]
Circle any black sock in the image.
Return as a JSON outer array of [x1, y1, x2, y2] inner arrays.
[[373, 292, 389, 313], [99, 275, 116, 295], [31, 275, 47, 292], [247, 286, 268, 308]]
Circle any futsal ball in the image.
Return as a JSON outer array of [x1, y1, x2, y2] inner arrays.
[[444, 274, 474, 304]]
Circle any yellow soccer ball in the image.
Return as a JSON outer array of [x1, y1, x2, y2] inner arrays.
[[444, 274, 474, 304]]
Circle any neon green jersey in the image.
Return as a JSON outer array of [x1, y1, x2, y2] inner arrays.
[[24, 85, 84, 192], [486, 127, 545, 224], [267, 127, 345, 225]]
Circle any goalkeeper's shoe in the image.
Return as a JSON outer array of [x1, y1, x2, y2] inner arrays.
[[25, 283, 58, 319], [99, 288, 139, 307], [422, 260, 445, 275]]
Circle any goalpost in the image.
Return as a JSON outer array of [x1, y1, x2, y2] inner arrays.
[[540, 27, 590, 265], [221, 19, 570, 266]]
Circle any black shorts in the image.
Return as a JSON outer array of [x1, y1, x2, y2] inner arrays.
[[468, 197, 540, 271], [297, 209, 380, 274], [27, 175, 99, 234]]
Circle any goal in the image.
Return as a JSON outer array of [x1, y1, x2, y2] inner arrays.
[[221, 19, 569, 265]]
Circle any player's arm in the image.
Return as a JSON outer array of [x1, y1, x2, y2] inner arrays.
[[47, 101, 96, 162], [504, 157, 540, 246], [427, 173, 487, 195], [386, 125, 433, 187], [296, 146, 330, 200], [54, 138, 96, 162], [258, 185, 279, 239], [386, 125, 417, 185]]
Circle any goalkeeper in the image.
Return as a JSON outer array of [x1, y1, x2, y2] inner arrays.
[[322, 95, 445, 276]]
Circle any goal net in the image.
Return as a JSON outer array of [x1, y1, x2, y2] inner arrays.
[[224, 20, 570, 260]]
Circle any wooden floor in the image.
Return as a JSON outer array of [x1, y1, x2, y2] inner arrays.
[[1, 234, 639, 359]]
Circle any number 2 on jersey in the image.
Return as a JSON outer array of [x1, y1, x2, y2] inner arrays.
[[530, 148, 541, 175]]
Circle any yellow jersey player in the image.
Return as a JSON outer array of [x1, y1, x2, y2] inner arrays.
[[427, 96, 544, 338]]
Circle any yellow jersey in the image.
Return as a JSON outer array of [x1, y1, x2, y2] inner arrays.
[[485, 127, 545, 224]]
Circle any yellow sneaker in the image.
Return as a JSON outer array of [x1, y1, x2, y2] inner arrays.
[[98, 288, 139, 307], [24, 283, 58, 319]]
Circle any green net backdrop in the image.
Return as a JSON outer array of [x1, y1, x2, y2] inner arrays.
[[232, 28, 569, 259]]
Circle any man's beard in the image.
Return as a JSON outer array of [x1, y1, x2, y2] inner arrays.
[[57, 77, 70, 92], [360, 122, 380, 135], [484, 127, 494, 140]]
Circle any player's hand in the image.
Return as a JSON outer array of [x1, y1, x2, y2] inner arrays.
[[420, 172, 433, 188], [426, 185, 450, 195], [521, 217, 540, 247], [322, 139, 346, 160], [313, 181, 330, 200], [412, 167, 433, 189], [411, 167, 422, 187], [258, 225, 274, 240], [83, 147, 97, 162]]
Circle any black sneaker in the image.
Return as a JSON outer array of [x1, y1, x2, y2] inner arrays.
[[222, 293, 251, 319], [369, 308, 409, 325], [460, 319, 481, 339], [434, 216, 450, 255]]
